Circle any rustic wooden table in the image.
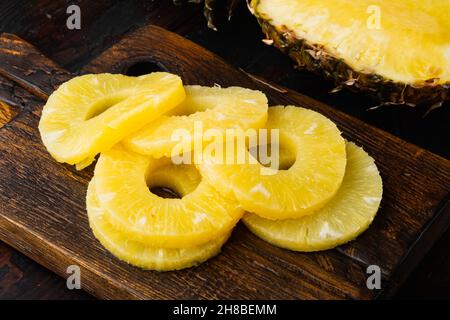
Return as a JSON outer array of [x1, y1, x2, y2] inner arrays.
[[0, 0, 448, 299]]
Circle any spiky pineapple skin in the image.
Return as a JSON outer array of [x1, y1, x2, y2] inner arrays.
[[253, 6, 450, 107]]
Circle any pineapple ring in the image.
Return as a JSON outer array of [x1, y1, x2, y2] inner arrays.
[[94, 144, 243, 248], [39, 73, 185, 169], [199, 106, 347, 220], [87, 180, 228, 271], [243, 142, 383, 252], [123, 85, 268, 158]]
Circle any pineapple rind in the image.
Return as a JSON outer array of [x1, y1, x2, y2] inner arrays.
[[38, 73, 185, 167], [87, 179, 228, 271], [252, 0, 450, 106], [94, 145, 243, 248], [199, 105, 347, 220], [243, 142, 383, 252]]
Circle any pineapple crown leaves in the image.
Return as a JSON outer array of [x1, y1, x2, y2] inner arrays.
[[175, 0, 243, 30]]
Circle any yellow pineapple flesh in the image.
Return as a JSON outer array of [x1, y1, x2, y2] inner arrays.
[[38, 73, 185, 168], [123, 85, 268, 158], [199, 106, 347, 220], [253, 0, 450, 85], [251, 0, 450, 105], [93, 144, 243, 248], [87, 179, 228, 271], [243, 142, 383, 252]]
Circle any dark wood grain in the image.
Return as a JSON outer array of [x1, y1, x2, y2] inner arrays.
[[0, 74, 42, 111], [0, 0, 203, 72], [0, 33, 72, 100], [0, 25, 449, 299], [395, 227, 450, 299], [0, 100, 18, 128], [0, 241, 91, 300]]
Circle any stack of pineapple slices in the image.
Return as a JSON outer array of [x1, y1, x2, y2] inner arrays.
[[39, 72, 382, 271]]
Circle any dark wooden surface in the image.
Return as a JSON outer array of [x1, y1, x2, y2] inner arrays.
[[0, 1, 448, 299]]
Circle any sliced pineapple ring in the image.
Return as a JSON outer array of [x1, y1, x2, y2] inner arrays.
[[87, 180, 228, 271], [199, 106, 347, 220], [123, 85, 268, 158], [94, 144, 243, 248], [39, 73, 185, 168], [243, 142, 383, 252]]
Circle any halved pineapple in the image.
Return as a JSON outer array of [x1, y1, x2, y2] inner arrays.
[[199, 106, 346, 220], [39, 73, 185, 169], [94, 144, 243, 248], [243, 142, 383, 252], [87, 179, 228, 271], [123, 85, 268, 158], [251, 0, 450, 106]]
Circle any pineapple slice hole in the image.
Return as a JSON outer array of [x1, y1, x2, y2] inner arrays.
[[146, 163, 202, 199], [84, 93, 127, 120], [149, 186, 182, 199], [251, 146, 296, 171], [275, 147, 296, 170], [125, 61, 168, 76], [249, 133, 298, 171]]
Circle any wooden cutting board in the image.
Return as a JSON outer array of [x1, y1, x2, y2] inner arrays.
[[0, 25, 449, 300]]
